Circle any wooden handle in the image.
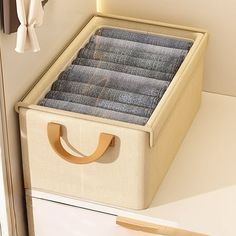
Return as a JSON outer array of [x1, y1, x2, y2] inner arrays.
[[116, 216, 208, 236], [47, 122, 115, 164]]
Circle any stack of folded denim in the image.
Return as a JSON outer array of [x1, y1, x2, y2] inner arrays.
[[39, 27, 193, 125]]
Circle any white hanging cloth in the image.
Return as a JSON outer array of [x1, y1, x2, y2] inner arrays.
[[15, 0, 44, 53]]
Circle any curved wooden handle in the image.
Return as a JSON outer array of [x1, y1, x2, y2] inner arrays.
[[47, 122, 115, 164], [116, 217, 208, 236]]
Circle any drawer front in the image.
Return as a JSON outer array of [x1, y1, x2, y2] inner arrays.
[[20, 109, 149, 209], [27, 196, 207, 236], [27, 197, 157, 236]]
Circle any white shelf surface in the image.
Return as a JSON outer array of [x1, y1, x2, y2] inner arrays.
[[30, 92, 236, 236], [140, 91, 236, 235]]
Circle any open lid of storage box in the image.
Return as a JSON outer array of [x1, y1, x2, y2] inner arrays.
[[15, 13, 208, 147]]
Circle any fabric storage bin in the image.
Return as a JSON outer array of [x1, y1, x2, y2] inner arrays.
[[16, 14, 208, 210]]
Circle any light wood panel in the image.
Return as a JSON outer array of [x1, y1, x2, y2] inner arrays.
[[0, 48, 13, 236], [116, 216, 208, 236]]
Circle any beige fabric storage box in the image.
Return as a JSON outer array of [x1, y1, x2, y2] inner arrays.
[[17, 14, 208, 210]]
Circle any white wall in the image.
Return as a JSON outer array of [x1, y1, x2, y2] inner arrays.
[[100, 0, 236, 97], [0, 0, 96, 235]]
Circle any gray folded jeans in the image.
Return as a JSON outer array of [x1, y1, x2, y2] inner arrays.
[[86, 40, 185, 62], [45, 91, 153, 117], [73, 58, 174, 81], [38, 26, 192, 126], [59, 65, 170, 96], [39, 98, 149, 125], [51, 80, 159, 109], [95, 27, 193, 50], [78, 48, 183, 74], [89, 35, 188, 57]]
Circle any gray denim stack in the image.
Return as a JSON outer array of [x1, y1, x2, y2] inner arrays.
[[39, 27, 193, 125]]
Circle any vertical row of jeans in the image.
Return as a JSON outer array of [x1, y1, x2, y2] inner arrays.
[[39, 27, 193, 125]]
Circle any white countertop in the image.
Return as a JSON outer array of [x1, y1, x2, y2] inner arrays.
[[140, 91, 236, 235]]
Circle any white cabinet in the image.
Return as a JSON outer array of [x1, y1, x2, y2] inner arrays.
[[27, 196, 207, 236], [28, 198, 158, 236]]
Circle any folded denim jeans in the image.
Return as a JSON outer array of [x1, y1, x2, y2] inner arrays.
[[38, 27, 193, 126], [89, 35, 188, 57], [59, 65, 169, 96], [95, 27, 193, 50], [78, 48, 183, 74], [86, 40, 185, 62], [51, 80, 159, 109], [73, 58, 174, 81], [45, 91, 153, 117], [39, 98, 149, 125]]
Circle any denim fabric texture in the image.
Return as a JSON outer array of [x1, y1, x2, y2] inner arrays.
[[73, 58, 174, 81], [95, 27, 193, 50], [51, 80, 159, 109], [86, 39, 185, 62], [39, 98, 149, 125], [89, 35, 189, 57], [45, 90, 153, 117], [78, 48, 183, 74], [39, 27, 191, 125], [58, 65, 170, 96]]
